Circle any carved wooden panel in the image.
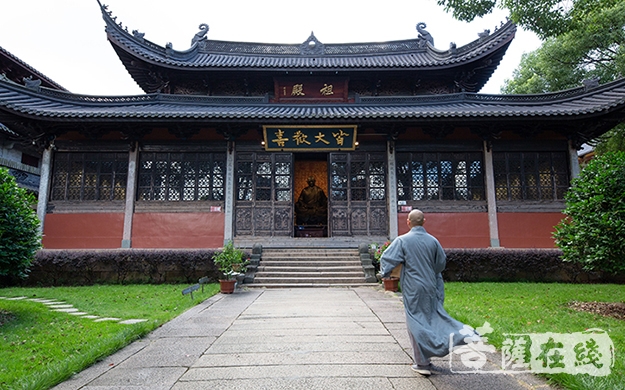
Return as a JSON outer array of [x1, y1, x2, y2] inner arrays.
[[234, 152, 293, 237], [329, 152, 388, 237], [330, 205, 350, 236], [235, 206, 253, 236]]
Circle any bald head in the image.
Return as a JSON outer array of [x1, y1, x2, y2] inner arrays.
[[407, 209, 425, 227]]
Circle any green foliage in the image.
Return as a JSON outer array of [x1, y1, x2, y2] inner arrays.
[[444, 283, 625, 390], [437, 0, 625, 40], [212, 240, 245, 280], [31, 248, 221, 285], [437, 0, 625, 154], [0, 284, 219, 389], [594, 125, 625, 155], [501, 1, 625, 95], [501, 38, 588, 94], [554, 152, 625, 274], [0, 167, 41, 281], [443, 248, 582, 282], [372, 240, 391, 262]]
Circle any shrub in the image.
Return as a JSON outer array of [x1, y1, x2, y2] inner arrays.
[[442, 248, 583, 282], [554, 151, 625, 274], [28, 249, 224, 286], [0, 168, 41, 281], [212, 241, 245, 280]]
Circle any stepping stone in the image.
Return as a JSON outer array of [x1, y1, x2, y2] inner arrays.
[[53, 308, 80, 313], [5, 297, 27, 300], [82, 315, 100, 319], [118, 319, 148, 324], [94, 317, 122, 322], [48, 304, 74, 308], [69, 312, 89, 316]]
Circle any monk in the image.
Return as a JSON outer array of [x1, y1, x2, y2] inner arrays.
[[380, 209, 477, 376]]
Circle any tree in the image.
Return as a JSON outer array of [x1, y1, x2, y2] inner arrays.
[[0, 167, 41, 281], [436, 0, 625, 40], [553, 152, 625, 274], [437, 0, 625, 153], [500, 38, 586, 94]]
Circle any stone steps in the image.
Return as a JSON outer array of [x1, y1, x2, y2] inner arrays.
[[250, 248, 378, 288]]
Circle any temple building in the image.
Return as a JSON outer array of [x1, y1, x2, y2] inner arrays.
[[1, 3, 624, 250], [0, 45, 67, 195]]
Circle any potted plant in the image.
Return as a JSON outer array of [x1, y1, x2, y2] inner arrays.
[[374, 240, 400, 292], [212, 240, 245, 294]]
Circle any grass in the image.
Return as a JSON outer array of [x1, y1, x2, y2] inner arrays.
[[444, 283, 625, 390], [0, 284, 220, 390]]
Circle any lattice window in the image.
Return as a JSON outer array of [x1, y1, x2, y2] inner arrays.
[[235, 153, 291, 202], [138, 152, 225, 201], [396, 152, 485, 201], [51, 152, 128, 201], [236, 159, 253, 201], [493, 152, 569, 201], [330, 153, 386, 201]]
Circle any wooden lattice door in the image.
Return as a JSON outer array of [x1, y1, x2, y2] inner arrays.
[[234, 152, 293, 237], [329, 152, 388, 236]]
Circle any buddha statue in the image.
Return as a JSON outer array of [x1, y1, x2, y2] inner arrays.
[[295, 176, 327, 225]]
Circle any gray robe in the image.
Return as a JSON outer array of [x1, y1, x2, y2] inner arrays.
[[380, 226, 469, 360]]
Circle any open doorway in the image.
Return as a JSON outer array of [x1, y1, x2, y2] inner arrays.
[[293, 153, 328, 237]]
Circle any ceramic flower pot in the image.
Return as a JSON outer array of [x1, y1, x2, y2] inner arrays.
[[219, 279, 236, 294], [383, 277, 399, 292]]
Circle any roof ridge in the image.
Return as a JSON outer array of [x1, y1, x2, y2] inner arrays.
[[2, 76, 624, 107], [99, 2, 515, 59], [0, 45, 67, 91]]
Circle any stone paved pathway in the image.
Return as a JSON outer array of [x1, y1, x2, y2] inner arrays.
[[49, 287, 553, 390], [0, 296, 147, 325]]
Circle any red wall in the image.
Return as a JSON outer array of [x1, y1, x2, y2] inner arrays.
[[43, 213, 124, 249], [43, 212, 225, 249], [396, 212, 563, 248], [132, 213, 224, 248], [497, 213, 563, 248], [397, 212, 490, 248]]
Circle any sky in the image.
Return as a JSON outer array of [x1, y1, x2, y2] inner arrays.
[[0, 0, 542, 96]]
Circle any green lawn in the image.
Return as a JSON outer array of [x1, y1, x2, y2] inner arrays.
[[0, 284, 219, 390], [444, 283, 625, 390]]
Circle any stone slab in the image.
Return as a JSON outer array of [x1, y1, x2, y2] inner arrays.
[[117, 337, 217, 369], [193, 351, 412, 367], [86, 367, 187, 389], [180, 364, 419, 381], [118, 319, 148, 324], [203, 341, 405, 354], [211, 334, 396, 345], [51, 340, 149, 390], [172, 377, 429, 390]]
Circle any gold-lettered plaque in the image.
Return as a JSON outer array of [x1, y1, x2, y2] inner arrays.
[[263, 125, 358, 151]]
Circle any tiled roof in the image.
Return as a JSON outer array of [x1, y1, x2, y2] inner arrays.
[[0, 46, 67, 91], [100, 3, 516, 71], [1, 78, 624, 122], [0, 121, 18, 137]]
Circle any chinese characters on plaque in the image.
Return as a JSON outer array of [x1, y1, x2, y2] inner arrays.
[[263, 125, 357, 151], [274, 77, 347, 102]]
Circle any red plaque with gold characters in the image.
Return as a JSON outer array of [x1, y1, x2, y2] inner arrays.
[[274, 77, 348, 103]]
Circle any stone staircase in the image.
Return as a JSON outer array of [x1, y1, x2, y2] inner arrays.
[[250, 248, 378, 288]]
